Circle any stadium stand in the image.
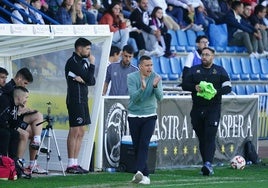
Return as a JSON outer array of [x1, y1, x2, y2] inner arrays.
[[169, 57, 183, 79], [220, 56, 240, 80]]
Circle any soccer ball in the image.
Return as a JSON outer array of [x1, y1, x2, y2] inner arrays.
[[230, 155, 246, 170]]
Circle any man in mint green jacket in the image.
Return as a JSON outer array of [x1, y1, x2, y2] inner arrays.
[[127, 55, 163, 185]]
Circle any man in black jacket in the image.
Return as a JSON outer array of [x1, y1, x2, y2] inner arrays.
[[65, 37, 96, 174], [182, 47, 231, 176]]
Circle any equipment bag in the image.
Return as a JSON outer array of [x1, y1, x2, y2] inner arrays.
[[0, 155, 17, 180], [244, 140, 259, 164]]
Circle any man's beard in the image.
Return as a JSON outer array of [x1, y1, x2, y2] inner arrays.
[[81, 54, 89, 58]]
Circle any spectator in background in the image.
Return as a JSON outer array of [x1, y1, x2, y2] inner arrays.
[[102, 45, 138, 96], [223, 1, 259, 58], [147, 0, 180, 30], [127, 55, 163, 185], [202, 0, 226, 24], [56, 0, 74, 24], [129, 0, 165, 57], [46, 0, 63, 19], [261, 1, 268, 26], [150, 7, 174, 58], [249, 4, 268, 56], [99, 1, 129, 49], [72, 0, 87, 24], [30, 0, 45, 24], [108, 45, 121, 65], [0, 67, 8, 88], [182, 35, 209, 81], [11, 0, 38, 24]]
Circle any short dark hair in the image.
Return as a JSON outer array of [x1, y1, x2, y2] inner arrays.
[[139, 55, 151, 65], [231, 1, 242, 10], [122, 44, 134, 54], [202, 47, 215, 54], [15, 67, 33, 83], [254, 4, 266, 15], [110, 45, 121, 57], [74, 38, 92, 49], [0, 67, 8, 75], [196, 35, 208, 43]]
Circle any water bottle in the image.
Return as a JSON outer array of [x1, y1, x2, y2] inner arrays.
[[106, 168, 116, 172]]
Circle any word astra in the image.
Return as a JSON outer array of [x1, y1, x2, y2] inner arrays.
[[155, 114, 253, 140]]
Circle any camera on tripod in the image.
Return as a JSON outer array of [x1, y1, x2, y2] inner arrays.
[[32, 101, 66, 175]]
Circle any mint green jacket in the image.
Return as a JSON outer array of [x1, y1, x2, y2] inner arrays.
[[127, 71, 163, 116]]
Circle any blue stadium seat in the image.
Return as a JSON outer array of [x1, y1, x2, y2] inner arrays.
[[209, 24, 227, 52], [159, 56, 179, 80], [220, 57, 240, 80], [196, 30, 205, 36], [251, 58, 268, 80], [245, 85, 256, 95], [176, 30, 194, 52], [235, 85, 246, 95], [259, 58, 268, 74], [214, 57, 221, 66], [180, 56, 187, 68], [255, 84, 266, 93], [265, 85, 268, 92], [230, 57, 250, 80], [152, 56, 168, 80], [186, 29, 196, 47], [240, 57, 259, 80], [169, 57, 183, 78], [168, 29, 179, 52], [131, 57, 138, 67]]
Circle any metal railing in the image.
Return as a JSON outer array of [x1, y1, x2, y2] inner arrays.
[[256, 93, 268, 140]]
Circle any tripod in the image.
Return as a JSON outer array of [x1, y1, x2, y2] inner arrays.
[[31, 102, 66, 176]]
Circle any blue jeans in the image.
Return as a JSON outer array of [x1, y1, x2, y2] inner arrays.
[[128, 116, 157, 176]]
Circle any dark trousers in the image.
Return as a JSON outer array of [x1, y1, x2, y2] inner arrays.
[[0, 128, 20, 159], [162, 33, 172, 54], [129, 31, 146, 51], [190, 105, 221, 164], [128, 115, 157, 176]]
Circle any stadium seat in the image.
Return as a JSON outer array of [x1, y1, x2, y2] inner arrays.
[[235, 85, 246, 95], [159, 56, 179, 80], [230, 57, 250, 80], [255, 84, 266, 93], [209, 24, 227, 52], [176, 30, 195, 52], [196, 30, 205, 36], [131, 57, 138, 67], [214, 57, 221, 66], [251, 58, 268, 80], [240, 57, 259, 80], [180, 56, 187, 68], [186, 29, 196, 47], [168, 29, 179, 52], [245, 85, 256, 95], [265, 85, 268, 92], [220, 57, 240, 80], [169, 57, 183, 78], [152, 56, 168, 80], [259, 58, 268, 74]]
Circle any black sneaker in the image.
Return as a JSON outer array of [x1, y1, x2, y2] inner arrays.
[[77, 165, 89, 174], [65, 166, 83, 174]]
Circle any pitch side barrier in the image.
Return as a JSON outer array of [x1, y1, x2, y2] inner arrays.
[[100, 95, 258, 169]]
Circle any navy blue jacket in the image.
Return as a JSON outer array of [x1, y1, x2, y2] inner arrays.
[[224, 10, 257, 41], [181, 63, 232, 107]]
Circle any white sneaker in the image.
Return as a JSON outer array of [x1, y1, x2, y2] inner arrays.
[[139, 176, 150, 185], [29, 165, 47, 174], [131, 171, 143, 183], [249, 52, 260, 59]]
